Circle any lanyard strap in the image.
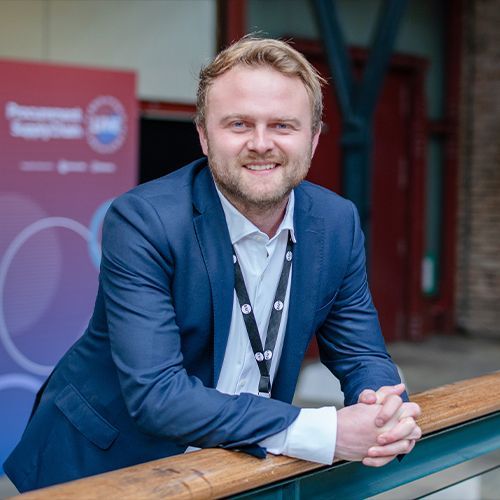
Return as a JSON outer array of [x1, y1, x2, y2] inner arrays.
[[233, 233, 294, 396]]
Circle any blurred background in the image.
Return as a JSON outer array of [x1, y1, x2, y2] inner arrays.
[[1, 0, 499, 497]]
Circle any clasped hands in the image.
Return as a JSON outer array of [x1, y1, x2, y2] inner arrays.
[[335, 384, 421, 467]]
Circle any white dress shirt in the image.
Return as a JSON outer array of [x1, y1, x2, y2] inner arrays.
[[214, 187, 336, 465]]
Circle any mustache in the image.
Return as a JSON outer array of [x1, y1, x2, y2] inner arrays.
[[238, 153, 286, 164]]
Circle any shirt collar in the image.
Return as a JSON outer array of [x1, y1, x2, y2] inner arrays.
[[215, 185, 296, 245]]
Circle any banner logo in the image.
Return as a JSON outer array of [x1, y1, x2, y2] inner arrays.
[[85, 96, 127, 154]]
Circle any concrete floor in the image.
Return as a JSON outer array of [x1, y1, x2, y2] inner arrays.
[[296, 333, 500, 406], [387, 333, 500, 395], [1, 334, 499, 499]]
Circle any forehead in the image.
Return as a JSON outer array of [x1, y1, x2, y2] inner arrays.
[[205, 65, 311, 120]]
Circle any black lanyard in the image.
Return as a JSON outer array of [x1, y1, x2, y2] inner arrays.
[[232, 232, 293, 396]]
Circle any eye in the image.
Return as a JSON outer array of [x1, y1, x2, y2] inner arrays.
[[231, 121, 247, 129], [274, 122, 293, 131]]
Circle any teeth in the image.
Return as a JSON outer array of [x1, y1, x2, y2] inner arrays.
[[246, 163, 276, 171]]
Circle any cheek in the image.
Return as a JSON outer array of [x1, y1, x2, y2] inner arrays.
[[281, 141, 311, 162], [218, 139, 248, 160]]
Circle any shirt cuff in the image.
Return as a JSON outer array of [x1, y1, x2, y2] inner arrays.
[[260, 407, 336, 465]]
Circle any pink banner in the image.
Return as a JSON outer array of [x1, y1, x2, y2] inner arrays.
[[0, 59, 137, 470]]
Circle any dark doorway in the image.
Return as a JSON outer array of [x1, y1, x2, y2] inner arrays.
[[139, 115, 203, 184]]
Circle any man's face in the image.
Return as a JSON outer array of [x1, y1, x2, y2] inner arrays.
[[197, 65, 320, 211]]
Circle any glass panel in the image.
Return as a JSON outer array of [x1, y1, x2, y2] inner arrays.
[[368, 449, 500, 499]]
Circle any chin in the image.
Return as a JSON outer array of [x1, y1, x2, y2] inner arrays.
[[245, 190, 290, 208]]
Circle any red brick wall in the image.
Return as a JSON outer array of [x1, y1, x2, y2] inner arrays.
[[457, 0, 500, 337]]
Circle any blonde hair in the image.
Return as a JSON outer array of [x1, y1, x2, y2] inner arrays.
[[196, 36, 325, 133]]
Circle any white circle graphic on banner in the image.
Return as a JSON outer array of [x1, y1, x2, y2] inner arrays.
[[0, 217, 93, 376], [0, 373, 42, 393], [0, 194, 59, 334]]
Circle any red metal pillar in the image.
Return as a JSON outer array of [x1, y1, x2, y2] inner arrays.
[[408, 66, 428, 340], [438, 0, 462, 333], [217, 0, 247, 49]]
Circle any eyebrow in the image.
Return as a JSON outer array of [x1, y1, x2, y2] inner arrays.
[[220, 114, 302, 127]]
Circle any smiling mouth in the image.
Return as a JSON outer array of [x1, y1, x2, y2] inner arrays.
[[244, 163, 279, 171]]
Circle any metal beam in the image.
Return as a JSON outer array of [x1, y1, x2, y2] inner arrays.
[[311, 0, 408, 246], [356, 0, 409, 118], [312, 0, 356, 123]]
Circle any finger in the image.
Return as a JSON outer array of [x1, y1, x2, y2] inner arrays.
[[375, 394, 403, 427], [398, 402, 422, 419], [378, 417, 419, 444], [374, 383, 406, 403], [367, 439, 415, 457], [406, 426, 422, 441], [362, 455, 397, 467], [358, 389, 377, 404]]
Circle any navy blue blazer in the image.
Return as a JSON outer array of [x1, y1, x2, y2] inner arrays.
[[4, 159, 402, 492]]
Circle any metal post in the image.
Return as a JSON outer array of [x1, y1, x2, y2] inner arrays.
[[312, 0, 408, 248]]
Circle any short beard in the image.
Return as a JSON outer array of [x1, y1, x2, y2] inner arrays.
[[207, 147, 312, 214], [210, 162, 294, 212]]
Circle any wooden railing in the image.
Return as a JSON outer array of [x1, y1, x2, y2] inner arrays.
[[12, 372, 500, 499]]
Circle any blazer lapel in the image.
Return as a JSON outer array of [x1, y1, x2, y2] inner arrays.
[[272, 186, 325, 403], [192, 167, 234, 386]]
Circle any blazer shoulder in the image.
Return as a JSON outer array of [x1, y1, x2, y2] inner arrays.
[[296, 180, 357, 219], [126, 157, 207, 201], [107, 158, 208, 219]]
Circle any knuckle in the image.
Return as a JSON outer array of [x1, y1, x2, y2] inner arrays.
[[380, 410, 391, 419], [389, 395, 403, 407], [408, 402, 421, 416], [404, 416, 416, 426]]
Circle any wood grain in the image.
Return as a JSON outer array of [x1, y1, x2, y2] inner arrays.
[[13, 371, 500, 499]]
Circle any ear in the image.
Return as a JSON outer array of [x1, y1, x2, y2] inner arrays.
[[310, 127, 321, 158], [196, 123, 209, 156]]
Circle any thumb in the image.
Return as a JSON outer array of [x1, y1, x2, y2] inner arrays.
[[375, 383, 405, 403], [358, 389, 377, 404]]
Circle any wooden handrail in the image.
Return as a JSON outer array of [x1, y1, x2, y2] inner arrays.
[[14, 372, 500, 499]]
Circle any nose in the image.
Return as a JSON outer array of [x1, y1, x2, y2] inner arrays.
[[247, 125, 274, 155]]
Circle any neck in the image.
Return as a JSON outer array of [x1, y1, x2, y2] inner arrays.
[[222, 192, 289, 238], [241, 202, 288, 238]]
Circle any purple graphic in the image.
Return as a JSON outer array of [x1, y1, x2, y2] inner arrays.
[[0, 59, 137, 472]]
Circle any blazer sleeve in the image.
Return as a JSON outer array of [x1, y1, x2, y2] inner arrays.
[[100, 192, 300, 450], [316, 202, 407, 406]]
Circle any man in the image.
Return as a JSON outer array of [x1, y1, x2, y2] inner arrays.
[[4, 37, 420, 492]]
